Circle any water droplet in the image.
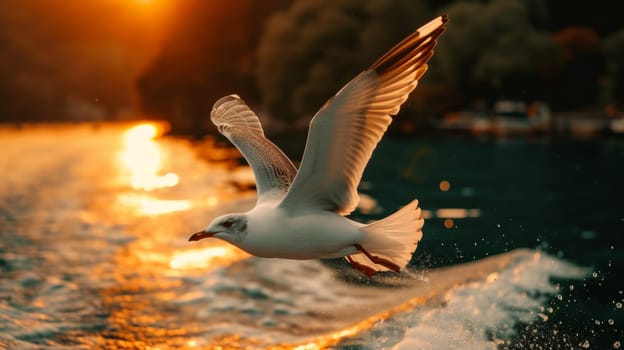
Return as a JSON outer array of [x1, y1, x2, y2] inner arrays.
[[592, 272, 598, 278], [616, 302, 622, 309], [614, 340, 621, 349], [557, 294, 563, 301], [608, 319, 615, 325], [581, 340, 590, 348], [569, 285, 575, 291], [595, 320, 602, 325]]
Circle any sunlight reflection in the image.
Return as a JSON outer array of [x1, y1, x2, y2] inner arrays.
[[169, 245, 248, 270], [435, 208, 481, 218], [118, 193, 191, 216], [422, 208, 481, 220], [119, 122, 179, 191], [486, 272, 499, 284], [288, 296, 430, 350]]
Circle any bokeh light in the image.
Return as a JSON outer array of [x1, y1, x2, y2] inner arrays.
[[439, 180, 451, 192]]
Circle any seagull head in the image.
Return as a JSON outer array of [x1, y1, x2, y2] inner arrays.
[[188, 214, 248, 244]]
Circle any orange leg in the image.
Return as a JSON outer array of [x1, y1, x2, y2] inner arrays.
[[354, 244, 401, 273], [345, 255, 377, 278]]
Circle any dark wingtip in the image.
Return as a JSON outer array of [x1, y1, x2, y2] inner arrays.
[[369, 15, 448, 74]]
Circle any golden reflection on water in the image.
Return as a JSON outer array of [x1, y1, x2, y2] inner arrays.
[[115, 122, 195, 216], [169, 246, 248, 270], [285, 296, 430, 350], [119, 123, 179, 191], [96, 122, 243, 349], [435, 208, 481, 219], [117, 193, 192, 216], [421, 208, 482, 229]]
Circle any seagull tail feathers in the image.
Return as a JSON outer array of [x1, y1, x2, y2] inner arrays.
[[348, 199, 423, 273]]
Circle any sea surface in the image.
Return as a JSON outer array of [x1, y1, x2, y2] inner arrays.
[[0, 122, 622, 349]]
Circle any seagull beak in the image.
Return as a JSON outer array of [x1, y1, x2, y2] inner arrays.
[[188, 231, 216, 242]]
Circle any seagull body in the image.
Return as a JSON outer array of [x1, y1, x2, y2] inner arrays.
[[244, 202, 363, 259], [190, 15, 448, 277]]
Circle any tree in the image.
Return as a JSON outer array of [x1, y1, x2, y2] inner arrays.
[[431, 0, 561, 107], [256, 0, 433, 125], [550, 27, 605, 109], [603, 29, 624, 105]]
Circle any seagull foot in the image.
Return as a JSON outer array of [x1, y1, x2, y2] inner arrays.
[[345, 255, 376, 278], [354, 244, 401, 273]]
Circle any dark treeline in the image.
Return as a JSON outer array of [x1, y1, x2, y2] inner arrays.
[[137, 0, 624, 134], [2, 0, 623, 133]]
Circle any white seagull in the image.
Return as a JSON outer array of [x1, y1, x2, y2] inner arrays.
[[189, 15, 448, 277]]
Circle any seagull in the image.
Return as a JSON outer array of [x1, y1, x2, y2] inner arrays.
[[189, 15, 448, 277]]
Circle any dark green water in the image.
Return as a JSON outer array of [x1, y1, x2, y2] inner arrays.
[[364, 136, 624, 346]]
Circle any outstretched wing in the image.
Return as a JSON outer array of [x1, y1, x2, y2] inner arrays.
[[211, 95, 297, 203], [279, 15, 448, 215]]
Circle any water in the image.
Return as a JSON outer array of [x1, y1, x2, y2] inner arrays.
[[0, 123, 622, 349]]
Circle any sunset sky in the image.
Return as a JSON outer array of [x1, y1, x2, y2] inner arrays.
[[0, 0, 175, 121]]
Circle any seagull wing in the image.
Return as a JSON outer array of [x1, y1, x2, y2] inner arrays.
[[211, 95, 297, 203], [279, 15, 447, 215]]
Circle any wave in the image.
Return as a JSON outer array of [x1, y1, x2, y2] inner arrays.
[[172, 248, 588, 348]]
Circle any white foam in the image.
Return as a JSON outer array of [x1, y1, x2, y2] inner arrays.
[[389, 252, 589, 349]]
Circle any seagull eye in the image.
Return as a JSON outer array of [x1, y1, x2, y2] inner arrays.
[[222, 220, 234, 228]]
